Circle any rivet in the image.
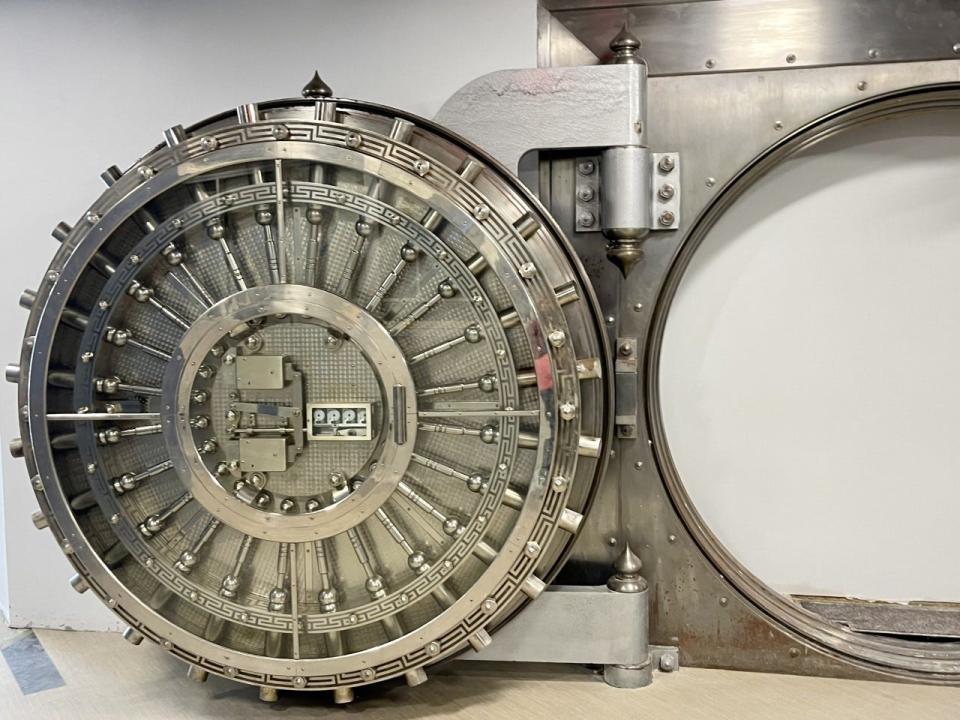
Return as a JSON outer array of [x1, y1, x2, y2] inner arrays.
[[271, 124, 290, 140], [199, 136, 218, 152], [705, 177, 716, 187], [785, 53, 797, 64], [633, 303, 643, 312], [954, 42, 960, 54], [525, 541, 541, 557], [110, 513, 120, 525], [634, 461, 643, 470], [413, 159, 431, 176], [576, 210, 596, 228], [293, 676, 306, 687], [137, 166, 155, 180], [867, 47, 879, 59], [425, 641, 441, 656], [857, 81, 868, 91], [719, 596, 729, 607], [789, 647, 800, 658], [668, 534, 677, 543], [705, 58, 716, 69], [345, 132, 362, 149], [773, 120, 784, 131], [482, 598, 498, 613], [86, 463, 97, 475], [473, 204, 490, 220], [608, 536, 617, 546], [85, 212, 100, 224]]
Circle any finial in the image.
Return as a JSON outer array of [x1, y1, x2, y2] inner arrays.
[[302, 71, 333, 99], [606, 241, 644, 277], [607, 543, 648, 593], [609, 25, 642, 65]]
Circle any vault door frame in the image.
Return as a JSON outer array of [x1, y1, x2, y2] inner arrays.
[[533, 0, 960, 683]]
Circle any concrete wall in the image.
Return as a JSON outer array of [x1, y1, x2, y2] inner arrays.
[[0, 0, 536, 630]]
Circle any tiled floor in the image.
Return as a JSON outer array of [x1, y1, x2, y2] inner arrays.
[[1, 625, 958, 719]]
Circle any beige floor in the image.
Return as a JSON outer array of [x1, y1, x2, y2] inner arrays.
[[1, 625, 958, 719]]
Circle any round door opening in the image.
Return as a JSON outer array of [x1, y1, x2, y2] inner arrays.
[[651, 87, 960, 678]]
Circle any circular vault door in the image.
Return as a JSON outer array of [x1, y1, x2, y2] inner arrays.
[[9, 78, 610, 697]]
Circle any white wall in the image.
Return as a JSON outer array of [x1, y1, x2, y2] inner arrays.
[[0, 0, 536, 630], [661, 110, 960, 602]]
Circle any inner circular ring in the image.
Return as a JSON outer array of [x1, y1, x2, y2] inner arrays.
[[162, 284, 417, 542]]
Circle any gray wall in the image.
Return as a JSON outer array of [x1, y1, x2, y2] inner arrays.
[[0, 0, 536, 630]]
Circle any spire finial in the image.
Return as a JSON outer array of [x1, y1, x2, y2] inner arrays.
[[302, 71, 333, 99], [609, 25, 642, 65], [607, 543, 647, 593]]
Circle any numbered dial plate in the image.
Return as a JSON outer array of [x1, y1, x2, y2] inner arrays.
[[13, 95, 609, 691]]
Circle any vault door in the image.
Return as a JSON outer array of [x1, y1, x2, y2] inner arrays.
[[8, 80, 612, 699]]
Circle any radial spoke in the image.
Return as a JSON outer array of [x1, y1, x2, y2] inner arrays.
[[104, 326, 171, 361], [174, 516, 221, 573], [47, 412, 160, 422], [409, 324, 482, 365], [396, 480, 462, 537], [365, 244, 417, 313], [138, 492, 192, 538]]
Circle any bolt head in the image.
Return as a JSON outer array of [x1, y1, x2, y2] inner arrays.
[[479, 425, 497, 444], [559, 402, 577, 421], [576, 210, 596, 228], [464, 325, 482, 343], [413, 159, 431, 176], [658, 183, 675, 201], [576, 186, 595, 202], [518, 261, 537, 278], [576, 160, 595, 176], [442, 518, 460, 536], [271, 124, 290, 140], [466, 473, 484, 492], [658, 210, 676, 227], [547, 329, 566, 348], [437, 280, 456, 298], [657, 155, 676, 173]]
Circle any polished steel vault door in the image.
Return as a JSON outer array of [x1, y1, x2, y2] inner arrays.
[[7, 75, 610, 701]]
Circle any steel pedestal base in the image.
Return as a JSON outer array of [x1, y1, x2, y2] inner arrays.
[[463, 584, 677, 688]]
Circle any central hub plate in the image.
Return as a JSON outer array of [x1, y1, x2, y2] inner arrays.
[[161, 285, 417, 541]]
